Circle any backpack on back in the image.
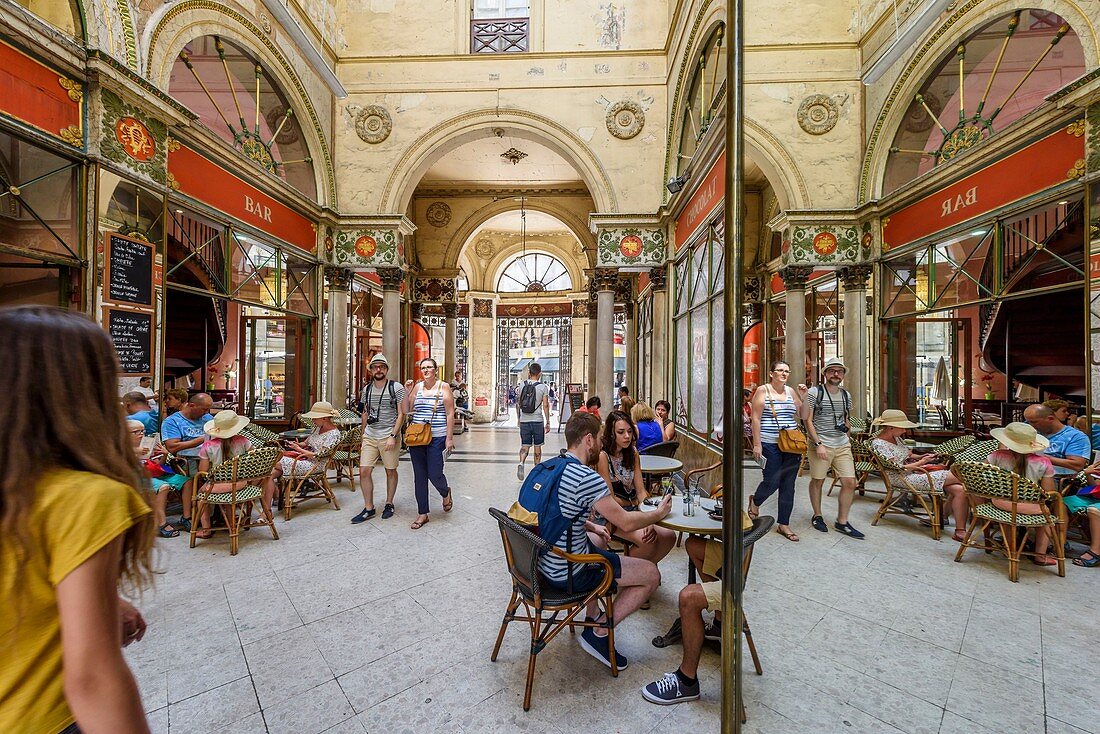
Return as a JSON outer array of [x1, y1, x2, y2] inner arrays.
[[508, 454, 582, 550], [518, 380, 539, 414]]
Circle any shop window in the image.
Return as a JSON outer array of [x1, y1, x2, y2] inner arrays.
[[884, 11, 1084, 195], [675, 23, 726, 177], [807, 276, 841, 377], [283, 252, 318, 317], [0, 130, 80, 261], [14, 1, 82, 40], [636, 295, 653, 403], [169, 36, 317, 200], [166, 206, 227, 293], [471, 0, 529, 53], [496, 252, 571, 292], [0, 250, 69, 307], [231, 232, 279, 306]]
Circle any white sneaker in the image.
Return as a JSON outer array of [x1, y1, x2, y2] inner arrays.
[[517, 464, 525, 480]]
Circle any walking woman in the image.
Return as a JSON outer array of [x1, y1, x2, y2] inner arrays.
[[749, 360, 807, 541], [406, 358, 455, 529], [0, 306, 153, 733]]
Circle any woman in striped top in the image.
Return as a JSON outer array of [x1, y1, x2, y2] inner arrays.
[[406, 358, 455, 530], [749, 360, 807, 541]]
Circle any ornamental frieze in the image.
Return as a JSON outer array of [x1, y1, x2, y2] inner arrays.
[[412, 276, 458, 303], [595, 227, 665, 267], [333, 228, 405, 270], [98, 89, 168, 185], [783, 224, 870, 266]]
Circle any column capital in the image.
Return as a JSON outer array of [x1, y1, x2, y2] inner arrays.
[[778, 265, 814, 291], [323, 266, 352, 291], [648, 266, 668, 291], [592, 267, 620, 292], [615, 275, 634, 304], [376, 267, 405, 291], [442, 302, 460, 318], [839, 264, 874, 290]]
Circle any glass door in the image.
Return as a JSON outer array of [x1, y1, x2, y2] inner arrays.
[[883, 315, 972, 430], [239, 314, 309, 423]]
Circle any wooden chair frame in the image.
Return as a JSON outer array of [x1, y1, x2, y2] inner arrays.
[[332, 425, 363, 492], [281, 437, 342, 520], [189, 447, 281, 555], [827, 438, 884, 498], [867, 442, 944, 539], [488, 508, 619, 711]]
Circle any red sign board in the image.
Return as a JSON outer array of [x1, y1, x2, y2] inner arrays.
[[0, 40, 82, 143], [168, 144, 316, 252], [770, 270, 831, 295], [675, 152, 725, 249], [883, 125, 1084, 251], [474, 396, 489, 407], [743, 322, 763, 392]]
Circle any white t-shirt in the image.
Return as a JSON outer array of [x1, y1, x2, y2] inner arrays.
[[517, 380, 550, 423]]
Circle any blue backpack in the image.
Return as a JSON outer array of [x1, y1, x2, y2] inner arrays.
[[509, 454, 584, 551]]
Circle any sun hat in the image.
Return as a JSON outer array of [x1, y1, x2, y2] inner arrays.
[[369, 354, 390, 368], [204, 410, 250, 439], [821, 358, 847, 373], [302, 401, 341, 420], [871, 409, 920, 429], [990, 421, 1050, 454]]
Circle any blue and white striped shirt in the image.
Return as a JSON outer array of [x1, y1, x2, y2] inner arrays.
[[411, 382, 449, 438], [537, 460, 610, 583], [758, 385, 798, 444]]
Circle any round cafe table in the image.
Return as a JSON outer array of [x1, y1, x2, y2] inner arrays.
[[278, 428, 312, 442], [638, 455, 683, 476]]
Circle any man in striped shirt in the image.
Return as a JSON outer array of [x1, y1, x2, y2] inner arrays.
[[539, 411, 672, 670]]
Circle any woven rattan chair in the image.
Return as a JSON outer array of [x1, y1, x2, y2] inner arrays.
[[934, 434, 976, 457], [332, 425, 363, 492], [828, 438, 882, 497], [640, 440, 679, 458], [867, 440, 944, 539], [949, 438, 999, 465], [281, 434, 342, 520], [189, 447, 281, 555], [952, 461, 1066, 582], [338, 409, 362, 425], [240, 423, 281, 449], [488, 507, 619, 711]]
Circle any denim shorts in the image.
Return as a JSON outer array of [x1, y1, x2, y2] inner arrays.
[[543, 545, 621, 594], [519, 421, 546, 446]]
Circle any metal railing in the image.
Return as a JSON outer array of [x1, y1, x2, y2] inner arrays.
[[471, 17, 529, 53]]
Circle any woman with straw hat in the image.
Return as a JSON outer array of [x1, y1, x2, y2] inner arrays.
[[985, 421, 1058, 566], [192, 410, 252, 539], [263, 402, 343, 508], [870, 410, 967, 539]]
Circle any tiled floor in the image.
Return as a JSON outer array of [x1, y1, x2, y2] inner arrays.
[[128, 425, 1100, 733]]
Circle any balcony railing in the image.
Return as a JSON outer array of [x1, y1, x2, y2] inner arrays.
[[471, 17, 529, 54]]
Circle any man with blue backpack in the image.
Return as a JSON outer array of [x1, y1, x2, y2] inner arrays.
[[513, 411, 673, 670]]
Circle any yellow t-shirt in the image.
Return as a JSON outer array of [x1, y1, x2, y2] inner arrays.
[[0, 469, 150, 734]]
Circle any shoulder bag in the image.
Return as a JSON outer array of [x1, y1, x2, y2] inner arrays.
[[768, 387, 808, 455], [404, 384, 440, 447]]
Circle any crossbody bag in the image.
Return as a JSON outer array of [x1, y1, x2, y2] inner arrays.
[[404, 384, 441, 446], [767, 386, 808, 454]]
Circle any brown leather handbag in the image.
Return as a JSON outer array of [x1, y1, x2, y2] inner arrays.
[[767, 388, 808, 454], [403, 385, 440, 446]]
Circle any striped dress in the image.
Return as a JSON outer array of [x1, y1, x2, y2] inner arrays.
[[411, 382, 449, 438], [758, 385, 798, 444]]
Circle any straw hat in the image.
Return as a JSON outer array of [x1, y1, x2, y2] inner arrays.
[[302, 401, 341, 420], [204, 410, 250, 439], [821, 357, 847, 374], [990, 421, 1049, 454], [871, 409, 920, 429], [369, 354, 390, 368]]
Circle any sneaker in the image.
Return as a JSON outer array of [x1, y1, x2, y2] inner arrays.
[[579, 627, 628, 670], [703, 618, 721, 642], [517, 463, 525, 480], [834, 521, 866, 539], [641, 671, 700, 705], [381, 503, 395, 520], [811, 515, 828, 533], [351, 508, 375, 524]]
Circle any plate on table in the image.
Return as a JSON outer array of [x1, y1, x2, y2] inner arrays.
[[708, 511, 724, 522]]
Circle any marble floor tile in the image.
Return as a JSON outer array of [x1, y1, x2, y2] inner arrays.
[[166, 677, 259, 734], [945, 656, 1044, 734], [242, 626, 335, 710], [261, 679, 356, 734]]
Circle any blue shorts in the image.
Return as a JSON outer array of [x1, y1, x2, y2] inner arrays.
[[544, 545, 621, 594], [519, 421, 545, 446]]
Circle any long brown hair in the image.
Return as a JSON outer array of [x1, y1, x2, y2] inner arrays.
[[0, 306, 153, 592], [602, 410, 638, 471]]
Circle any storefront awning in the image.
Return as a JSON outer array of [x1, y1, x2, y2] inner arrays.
[[509, 357, 533, 373], [537, 357, 560, 372]]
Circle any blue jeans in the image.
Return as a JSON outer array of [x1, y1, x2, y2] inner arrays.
[[409, 435, 449, 514], [752, 442, 801, 525]]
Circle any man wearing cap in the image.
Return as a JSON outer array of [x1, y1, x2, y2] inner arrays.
[[353, 354, 407, 522], [801, 358, 864, 538]]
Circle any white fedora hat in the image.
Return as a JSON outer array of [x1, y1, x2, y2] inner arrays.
[[302, 401, 341, 420]]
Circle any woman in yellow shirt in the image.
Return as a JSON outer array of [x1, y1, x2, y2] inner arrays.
[[0, 306, 154, 734]]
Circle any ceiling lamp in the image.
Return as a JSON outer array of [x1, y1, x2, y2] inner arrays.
[[501, 147, 528, 165]]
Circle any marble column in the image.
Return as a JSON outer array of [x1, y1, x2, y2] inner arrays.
[[594, 268, 618, 405], [586, 278, 598, 396], [779, 265, 812, 388], [467, 295, 496, 422], [377, 267, 404, 383], [840, 264, 873, 420], [622, 300, 635, 394], [324, 267, 352, 407], [443, 302, 459, 380], [649, 266, 669, 405]]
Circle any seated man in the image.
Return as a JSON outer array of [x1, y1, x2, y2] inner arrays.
[[1025, 403, 1090, 478], [123, 391, 160, 436], [537, 411, 672, 670], [160, 392, 214, 530]]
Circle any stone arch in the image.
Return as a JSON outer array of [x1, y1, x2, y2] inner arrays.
[[141, 1, 337, 208], [860, 0, 1099, 203], [76, 0, 139, 70], [380, 109, 617, 215]]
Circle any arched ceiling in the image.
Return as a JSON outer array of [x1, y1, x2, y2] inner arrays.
[[471, 210, 574, 236], [421, 133, 584, 187]]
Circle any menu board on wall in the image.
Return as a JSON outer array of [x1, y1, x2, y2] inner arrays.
[[105, 308, 152, 375], [104, 232, 154, 307]]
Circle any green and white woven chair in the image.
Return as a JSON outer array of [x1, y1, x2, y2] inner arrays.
[[828, 438, 883, 498], [949, 439, 999, 465], [952, 460, 1066, 582], [282, 437, 342, 520], [240, 423, 281, 449], [189, 446, 281, 555], [934, 434, 976, 457], [332, 425, 363, 492], [867, 441, 944, 539]]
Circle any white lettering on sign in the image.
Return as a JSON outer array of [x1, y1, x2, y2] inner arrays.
[[685, 177, 718, 225], [244, 194, 273, 223], [940, 186, 977, 217]]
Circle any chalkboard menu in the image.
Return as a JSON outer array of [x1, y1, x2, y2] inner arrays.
[[566, 383, 585, 413], [106, 308, 153, 375], [104, 232, 154, 307]]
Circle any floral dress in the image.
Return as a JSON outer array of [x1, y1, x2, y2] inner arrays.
[[872, 438, 952, 493], [280, 428, 341, 476]]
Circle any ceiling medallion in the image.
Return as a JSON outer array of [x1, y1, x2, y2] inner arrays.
[[501, 147, 528, 165], [797, 94, 839, 136], [426, 201, 452, 228], [474, 237, 495, 258], [355, 105, 392, 144], [606, 100, 645, 140]]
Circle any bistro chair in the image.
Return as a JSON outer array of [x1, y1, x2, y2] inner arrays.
[[240, 423, 281, 449], [281, 436, 342, 520], [332, 425, 363, 492], [867, 441, 944, 539], [640, 440, 679, 458], [294, 414, 315, 430], [189, 447, 281, 555], [934, 434, 976, 459], [828, 438, 882, 497], [952, 461, 1066, 582], [487, 507, 619, 711], [949, 438, 999, 465]]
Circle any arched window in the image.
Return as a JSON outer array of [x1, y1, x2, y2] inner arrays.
[[883, 10, 1084, 195], [168, 36, 317, 200], [496, 252, 572, 293], [14, 1, 82, 40], [676, 23, 726, 176]]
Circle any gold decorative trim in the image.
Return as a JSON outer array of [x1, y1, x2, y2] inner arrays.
[[167, 172, 181, 191], [1067, 159, 1085, 179], [58, 77, 82, 103], [166, 136, 181, 153], [59, 125, 81, 147], [1067, 119, 1086, 137]]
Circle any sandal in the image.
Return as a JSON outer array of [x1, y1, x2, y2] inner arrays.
[[194, 529, 213, 539], [442, 489, 453, 513], [951, 530, 967, 543], [157, 522, 179, 538], [1072, 551, 1100, 567], [1031, 556, 1058, 567], [411, 516, 429, 530], [747, 498, 760, 520], [777, 526, 799, 542]]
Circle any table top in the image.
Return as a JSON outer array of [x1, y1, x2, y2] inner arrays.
[[640, 496, 724, 535], [904, 440, 938, 450], [279, 429, 313, 440], [335, 417, 361, 426], [639, 455, 683, 474]]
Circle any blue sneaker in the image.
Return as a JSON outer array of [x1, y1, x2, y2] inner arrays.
[[642, 671, 700, 705], [579, 627, 628, 670]]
